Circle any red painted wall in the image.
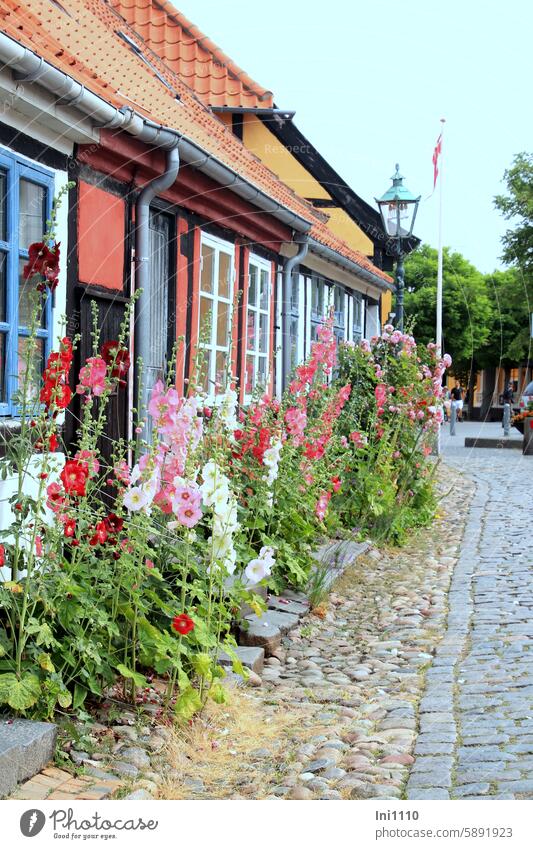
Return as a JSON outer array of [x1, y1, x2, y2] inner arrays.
[[78, 181, 125, 290]]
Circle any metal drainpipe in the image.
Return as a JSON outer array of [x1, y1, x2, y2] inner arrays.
[[135, 144, 180, 420], [282, 236, 309, 391]]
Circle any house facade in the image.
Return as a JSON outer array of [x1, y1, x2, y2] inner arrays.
[[0, 0, 393, 472]]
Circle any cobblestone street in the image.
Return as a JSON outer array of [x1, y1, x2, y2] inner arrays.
[[407, 435, 533, 800]]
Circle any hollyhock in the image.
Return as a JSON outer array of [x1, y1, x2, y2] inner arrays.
[[63, 517, 76, 538], [315, 491, 331, 521], [331, 476, 342, 492], [172, 482, 202, 512], [285, 406, 307, 443], [35, 536, 43, 557], [90, 521, 108, 546], [0, 544, 5, 567], [104, 513, 123, 535], [217, 385, 239, 434], [350, 431, 367, 448], [171, 613, 195, 635], [123, 486, 150, 512], [46, 482, 65, 511], [60, 460, 88, 497], [114, 460, 131, 486], [176, 502, 202, 528], [74, 450, 99, 477], [244, 545, 276, 585], [23, 241, 60, 289], [101, 340, 131, 382], [76, 357, 107, 397]]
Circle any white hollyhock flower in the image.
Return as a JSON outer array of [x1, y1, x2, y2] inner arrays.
[[123, 486, 150, 512], [245, 558, 270, 583]]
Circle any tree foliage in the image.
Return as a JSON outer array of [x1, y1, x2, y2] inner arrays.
[[403, 244, 492, 376], [494, 152, 533, 275]]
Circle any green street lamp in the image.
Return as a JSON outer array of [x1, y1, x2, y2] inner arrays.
[[375, 165, 420, 331]]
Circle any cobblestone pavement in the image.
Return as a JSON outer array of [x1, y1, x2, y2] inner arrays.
[[407, 444, 533, 800]]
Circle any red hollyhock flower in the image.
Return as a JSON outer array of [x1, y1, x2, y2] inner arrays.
[[23, 242, 60, 282], [63, 518, 76, 538], [171, 613, 195, 636], [90, 520, 108, 546], [60, 460, 88, 497], [104, 513, 123, 535], [101, 341, 131, 381], [0, 544, 4, 567], [48, 433, 59, 452]]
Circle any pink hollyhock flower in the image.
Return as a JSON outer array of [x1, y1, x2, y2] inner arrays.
[[315, 491, 331, 521], [75, 450, 100, 477], [46, 482, 65, 512], [350, 431, 367, 448], [331, 476, 342, 492], [114, 460, 131, 485], [172, 482, 202, 515], [154, 487, 174, 514], [177, 502, 202, 528], [76, 357, 107, 396], [35, 535, 43, 556]]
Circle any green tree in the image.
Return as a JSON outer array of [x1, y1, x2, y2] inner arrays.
[[494, 152, 533, 275], [481, 267, 530, 366], [403, 244, 493, 379]]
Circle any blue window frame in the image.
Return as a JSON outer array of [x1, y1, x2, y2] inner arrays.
[[0, 149, 54, 415]]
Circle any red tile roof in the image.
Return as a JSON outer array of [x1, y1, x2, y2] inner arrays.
[[107, 0, 274, 109], [0, 0, 391, 283]]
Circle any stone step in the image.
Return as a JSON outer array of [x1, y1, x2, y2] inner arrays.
[[217, 646, 264, 674], [267, 595, 309, 616], [0, 718, 57, 798], [239, 609, 299, 655]]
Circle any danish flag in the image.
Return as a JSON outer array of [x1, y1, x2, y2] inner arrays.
[[432, 133, 442, 189]]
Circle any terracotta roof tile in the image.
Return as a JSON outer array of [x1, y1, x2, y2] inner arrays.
[[108, 0, 274, 108], [0, 0, 391, 283]]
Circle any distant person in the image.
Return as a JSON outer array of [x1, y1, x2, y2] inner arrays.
[[502, 382, 514, 405], [450, 380, 464, 421], [443, 389, 451, 422]]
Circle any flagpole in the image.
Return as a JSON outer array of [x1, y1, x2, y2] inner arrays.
[[436, 118, 446, 357]]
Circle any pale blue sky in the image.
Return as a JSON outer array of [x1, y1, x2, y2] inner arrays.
[[176, 0, 531, 272]]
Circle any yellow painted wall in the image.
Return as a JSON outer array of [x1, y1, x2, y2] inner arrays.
[[242, 115, 374, 256], [381, 290, 392, 324]]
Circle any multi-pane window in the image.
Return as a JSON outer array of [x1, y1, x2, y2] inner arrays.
[[352, 292, 363, 342], [145, 209, 172, 442], [199, 233, 234, 397], [333, 285, 346, 346], [310, 273, 329, 341], [0, 151, 53, 415], [244, 256, 270, 397], [289, 271, 300, 371]]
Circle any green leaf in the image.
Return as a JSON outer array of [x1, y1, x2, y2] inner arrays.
[[38, 653, 55, 673], [209, 682, 227, 704], [73, 683, 88, 710], [191, 652, 211, 677], [57, 690, 72, 708], [174, 686, 202, 722], [0, 672, 41, 711], [115, 663, 147, 689]]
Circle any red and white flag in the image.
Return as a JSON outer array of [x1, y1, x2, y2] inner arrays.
[[432, 133, 442, 189]]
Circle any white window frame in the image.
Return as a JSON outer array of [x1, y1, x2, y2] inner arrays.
[[350, 291, 364, 343], [244, 253, 271, 400], [198, 232, 235, 400]]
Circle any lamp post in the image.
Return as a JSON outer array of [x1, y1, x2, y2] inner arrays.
[[376, 165, 420, 332]]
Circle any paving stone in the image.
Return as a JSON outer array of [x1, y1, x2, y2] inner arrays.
[[0, 719, 57, 798], [217, 645, 265, 674]]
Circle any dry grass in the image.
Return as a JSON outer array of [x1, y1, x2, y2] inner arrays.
[[158, 685, 321, 800]]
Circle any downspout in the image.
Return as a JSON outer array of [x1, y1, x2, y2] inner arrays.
[[135, 143, 180, 417], [282, 236, 309, 390]]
